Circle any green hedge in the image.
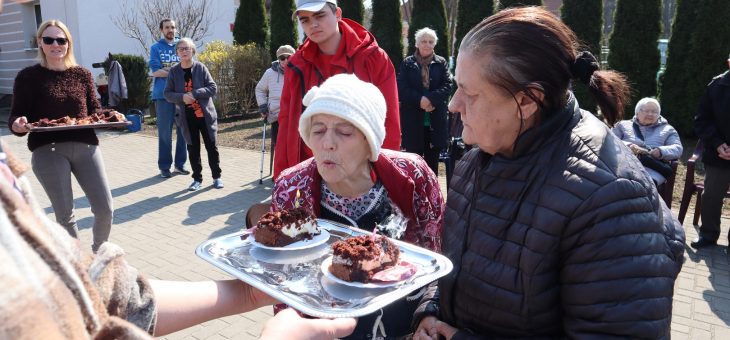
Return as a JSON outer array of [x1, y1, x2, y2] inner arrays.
[[370, 0, 403, 68], [561, 0, 602, 112], [607, 0, 661, 113], [408, 0, 450, 58], [104, 54, 150, 112], [270, 0, 298, 59]]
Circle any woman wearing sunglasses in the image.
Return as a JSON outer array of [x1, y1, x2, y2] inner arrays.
[[8, 19, 114, 252]]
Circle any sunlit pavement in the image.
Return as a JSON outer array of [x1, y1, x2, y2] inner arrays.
[[2, 128, 726, 339]]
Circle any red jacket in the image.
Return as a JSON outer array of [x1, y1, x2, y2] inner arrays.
[[273, 18, 401, 178]]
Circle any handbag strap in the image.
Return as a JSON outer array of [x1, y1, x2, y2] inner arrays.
[[631, 122, 645, 141]]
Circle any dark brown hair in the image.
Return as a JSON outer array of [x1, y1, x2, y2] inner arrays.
[[460, 7, 630, 125], [159, 18, 174, 30]]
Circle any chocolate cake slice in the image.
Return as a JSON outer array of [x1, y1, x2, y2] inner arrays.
[[253, 207, 319, 247], [330, 235, 400, 283]]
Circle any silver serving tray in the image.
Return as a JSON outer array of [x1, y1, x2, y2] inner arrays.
[[196, 219, 452, 318], [27, 121, 131, 132]]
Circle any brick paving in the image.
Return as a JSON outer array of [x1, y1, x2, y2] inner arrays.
[[2, 128, 728, 339]]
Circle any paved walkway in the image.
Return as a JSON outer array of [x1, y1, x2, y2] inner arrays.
[[1, 128, 728, 339]]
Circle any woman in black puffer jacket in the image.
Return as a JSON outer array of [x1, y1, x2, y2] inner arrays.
[[412, 7, 685, 340]]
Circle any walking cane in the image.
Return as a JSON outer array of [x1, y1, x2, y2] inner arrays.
[[259, 118, 267, 184]]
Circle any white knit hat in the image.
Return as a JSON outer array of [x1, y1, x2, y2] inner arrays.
[[299, 74, 386, 162]]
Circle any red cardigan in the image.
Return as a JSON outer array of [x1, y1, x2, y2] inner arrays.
[[273, 19, 401, 178]]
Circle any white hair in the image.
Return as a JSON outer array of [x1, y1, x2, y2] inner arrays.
[[414, 27, 438, 44], [634, 97, 661, 116], [177, 37, 197, 54]]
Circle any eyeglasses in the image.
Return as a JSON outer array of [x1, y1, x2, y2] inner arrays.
[[639, 109, 659, 115], [42, 37, 68, 45], [177, 47, 192, 52]]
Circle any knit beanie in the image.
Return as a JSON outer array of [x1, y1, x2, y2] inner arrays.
[[299, 74, 386, 162]]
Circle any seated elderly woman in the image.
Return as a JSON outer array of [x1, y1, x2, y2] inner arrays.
[[271, 73, 444, 339], [613, 97, 683, 185]]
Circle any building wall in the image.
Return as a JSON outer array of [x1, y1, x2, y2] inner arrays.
[[0, 0, 236, 95], [0, 1, 41, 94]]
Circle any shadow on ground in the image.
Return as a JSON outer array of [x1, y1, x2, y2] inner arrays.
[[685, 236, 730, 326]]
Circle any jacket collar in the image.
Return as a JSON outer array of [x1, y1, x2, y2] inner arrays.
[[158, 37, 178, 46], [505, 93, 580, 159], [718, 70, 730, 86], [301, 150, 417, 221], [631, 115, 667, 127]]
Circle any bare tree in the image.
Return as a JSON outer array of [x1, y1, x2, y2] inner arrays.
[[111, 0, 215, 56]]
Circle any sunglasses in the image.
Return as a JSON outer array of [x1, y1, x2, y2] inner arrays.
[[42, 37, 68, 45], [278, 55, 289, 61]]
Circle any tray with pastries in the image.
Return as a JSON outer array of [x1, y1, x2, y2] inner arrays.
[[196, 218, 453, 318], [26, 111, 131, 132]]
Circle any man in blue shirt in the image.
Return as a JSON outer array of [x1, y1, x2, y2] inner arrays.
[[149, 18, 188, 178]]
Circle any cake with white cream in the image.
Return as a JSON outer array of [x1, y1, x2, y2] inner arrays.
[[329, 235, 400, 283], [253, 207, 320, 247]]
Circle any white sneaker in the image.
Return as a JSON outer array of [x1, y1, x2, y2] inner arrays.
[[213, 178, 224, 189], [188, 181, 202, 191]]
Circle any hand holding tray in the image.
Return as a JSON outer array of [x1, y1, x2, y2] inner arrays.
[[196, 219, 452, 318], [27, 121, 131, 132]]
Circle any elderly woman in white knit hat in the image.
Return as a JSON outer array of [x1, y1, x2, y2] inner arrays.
[[270, 73, 444, 339]]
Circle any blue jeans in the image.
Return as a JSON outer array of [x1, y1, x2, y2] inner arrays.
[[155, 100, 187, 171]]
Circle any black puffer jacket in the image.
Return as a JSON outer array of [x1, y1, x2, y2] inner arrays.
[[415, 97, 685, 339]]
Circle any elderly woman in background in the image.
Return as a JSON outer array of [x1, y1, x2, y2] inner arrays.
[[397, 27, 453, 175], [164, 38, 223, 191], [9, 19, 114, 252], [256, 45, 296, 152], [272, 74, 444, 339], [613, 97, 683, 185], [412, 7, 685, 340]]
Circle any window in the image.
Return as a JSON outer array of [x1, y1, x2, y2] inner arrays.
[[34, 4, 42, 28], [21, 1, 41, 49]]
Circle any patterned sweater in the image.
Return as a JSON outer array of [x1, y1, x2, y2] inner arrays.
[[272, 149, 444, 251], [0, 144, 156, 339]]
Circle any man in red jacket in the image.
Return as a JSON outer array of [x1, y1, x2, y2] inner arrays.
[[273, 0, 401, 178]]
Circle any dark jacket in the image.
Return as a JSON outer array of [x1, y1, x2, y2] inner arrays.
[[274, 19, 401, 178], [695, 70, 730, 167], [415, 96, 685, 339], [163, 61, 218, 145], [397, 53, 452, 151]]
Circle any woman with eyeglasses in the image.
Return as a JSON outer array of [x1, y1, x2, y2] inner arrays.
[[8, 19, 114, 252], [612, 97, 683, 185], [256, 45, 295, 154], [164, 37, 222, 191]]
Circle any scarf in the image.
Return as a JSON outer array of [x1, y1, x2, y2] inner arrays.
[[414, 50, 434, 89]]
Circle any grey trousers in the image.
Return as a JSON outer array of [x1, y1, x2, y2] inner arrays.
[[31, 142, 113, 250], [699, 164, 730, 242]]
